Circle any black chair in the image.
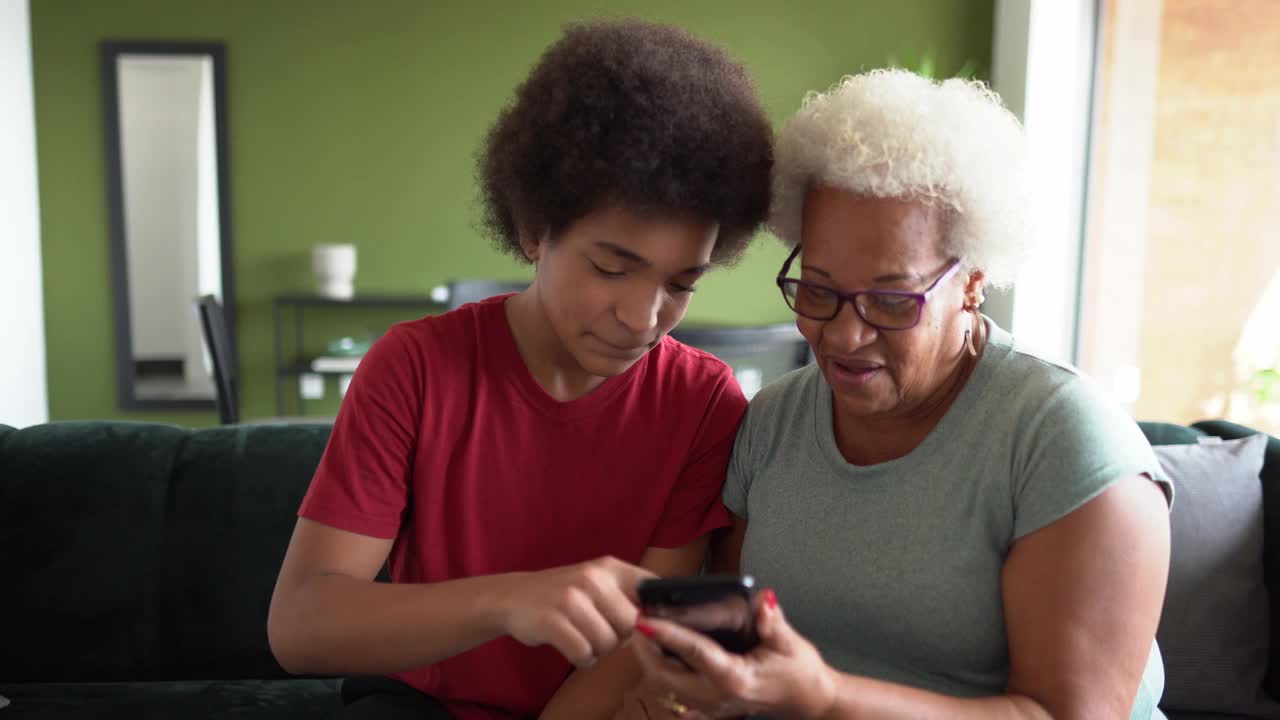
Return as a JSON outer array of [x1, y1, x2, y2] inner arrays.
[[444, 279, 529, 310], [197, 295, 333, 426], [195, 294, 239, 424]]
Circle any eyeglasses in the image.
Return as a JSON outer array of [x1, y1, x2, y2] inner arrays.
[[775, 244, 961, 330]]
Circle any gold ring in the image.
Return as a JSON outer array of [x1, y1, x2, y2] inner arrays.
[[658, 691, 689, 716]]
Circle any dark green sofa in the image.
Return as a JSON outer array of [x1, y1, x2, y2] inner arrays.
[[1, 418, 1277, 718], [0, 421, 340, 718]]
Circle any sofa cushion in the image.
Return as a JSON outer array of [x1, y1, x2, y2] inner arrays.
[[153, 422, 334, 681], [0, 421, 331, 682], [1153, 433, 1279, 717], [1194, 421, 1280, 700], [0, 678, 339, 719], [1, 421, 189, 682]]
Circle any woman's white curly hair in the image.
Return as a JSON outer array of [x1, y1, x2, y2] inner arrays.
[[769, 69, 1031, 287]]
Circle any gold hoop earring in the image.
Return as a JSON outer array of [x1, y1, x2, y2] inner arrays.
[[963, 304, 983, 357]]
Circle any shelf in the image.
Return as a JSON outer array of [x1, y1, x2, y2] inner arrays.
[[273, 293, 446, 309], [278, 364, 359, 377], [272, 294, 807, 414]]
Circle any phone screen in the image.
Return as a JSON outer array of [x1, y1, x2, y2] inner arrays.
[[638, 575, 759, 654]]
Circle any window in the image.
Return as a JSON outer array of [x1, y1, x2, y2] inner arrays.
[[1078, 0, 1280, 434]]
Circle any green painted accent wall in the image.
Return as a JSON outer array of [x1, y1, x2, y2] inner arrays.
[[31, 0, 994, 426]]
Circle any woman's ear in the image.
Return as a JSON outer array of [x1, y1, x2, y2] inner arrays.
[[963, 270, 986, 310]]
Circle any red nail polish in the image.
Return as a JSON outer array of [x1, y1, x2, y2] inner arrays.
[[763, 589, 778, 610], [634, 620, 657, 638]]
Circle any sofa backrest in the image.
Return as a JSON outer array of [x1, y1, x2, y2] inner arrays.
[[0, 420, 332, 682], [6, 418, 1277, 686], [1139, 420, 1280, 700]]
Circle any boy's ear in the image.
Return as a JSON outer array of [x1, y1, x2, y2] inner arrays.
[[517, 225, 543, 262]]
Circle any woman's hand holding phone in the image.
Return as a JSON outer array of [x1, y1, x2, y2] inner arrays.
[[632, 587, 837, 719], [499, 556, 655, 668]]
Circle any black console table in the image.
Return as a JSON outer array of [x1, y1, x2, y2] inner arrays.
[[272, 294, 445, 415], [272, 292, 809, 413]]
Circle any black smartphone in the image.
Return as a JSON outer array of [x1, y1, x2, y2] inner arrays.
[[637, 574, 759, 654]]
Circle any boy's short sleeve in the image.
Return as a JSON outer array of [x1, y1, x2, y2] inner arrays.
[[298, 327, 424, 539], [649, 371, 747, 548]]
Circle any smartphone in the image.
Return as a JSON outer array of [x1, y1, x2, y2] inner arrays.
[[637, 574, 759, 654]]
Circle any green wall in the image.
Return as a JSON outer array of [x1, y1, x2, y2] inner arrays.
[[30, 0, 994, 426]]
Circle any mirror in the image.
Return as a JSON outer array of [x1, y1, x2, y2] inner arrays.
[[102, 41, 234, 410]]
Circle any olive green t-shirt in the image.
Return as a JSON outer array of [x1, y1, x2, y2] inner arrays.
[[724, 318, 1170, 719]]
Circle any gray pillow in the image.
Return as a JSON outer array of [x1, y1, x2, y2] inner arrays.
[[1155, 433, 1279, 717]]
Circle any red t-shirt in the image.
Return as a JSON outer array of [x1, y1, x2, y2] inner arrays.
[[298, 295, 745, 719]]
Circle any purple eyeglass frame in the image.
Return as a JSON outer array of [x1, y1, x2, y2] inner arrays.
[[774, 244, 962, 330]]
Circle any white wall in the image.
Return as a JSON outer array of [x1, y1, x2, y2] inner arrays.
[[0, 0, 49, 427], [991, 0, 1097, 366]]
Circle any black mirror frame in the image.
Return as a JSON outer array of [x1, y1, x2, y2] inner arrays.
[[101, 40, 236, 411]]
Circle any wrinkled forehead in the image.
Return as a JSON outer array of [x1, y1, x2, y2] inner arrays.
[[798, 187, 952, 281]]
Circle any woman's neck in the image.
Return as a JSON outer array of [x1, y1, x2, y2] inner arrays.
[[504, 291, 606, 402], [832, 334, 982, 466]]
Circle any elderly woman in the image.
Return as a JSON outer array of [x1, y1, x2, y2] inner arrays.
[[626, 69, 1172, 720]]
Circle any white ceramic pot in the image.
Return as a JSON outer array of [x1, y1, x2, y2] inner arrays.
[[312, 244, 357, 299]]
